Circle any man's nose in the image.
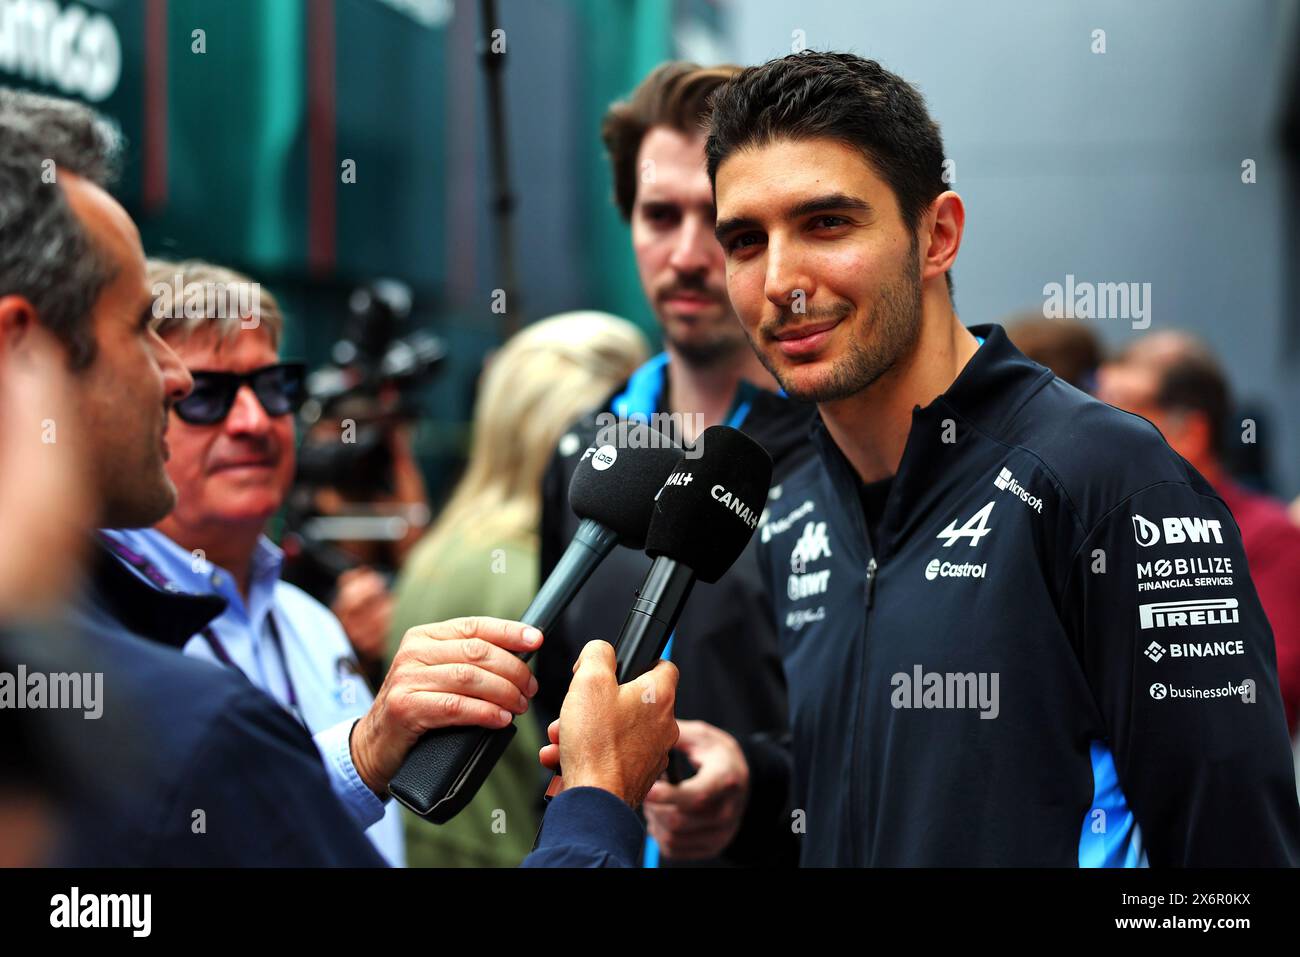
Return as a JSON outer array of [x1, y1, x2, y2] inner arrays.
[[225, 385, 272, 434], [156, 333, 193, 402], [668, 213, 718, 276]]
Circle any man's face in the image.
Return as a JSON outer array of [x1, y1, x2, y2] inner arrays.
[[631, 126, 747, 367], [157, 326, 295, 538], [714, 137, 924, 403], [1096, 362, 1188, 452], [60, 172, 192, 528]]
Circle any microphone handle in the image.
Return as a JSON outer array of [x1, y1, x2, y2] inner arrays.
[[543, 559, 695, 803], [388, 519, 618, 822], [614, 557, 696, 682]]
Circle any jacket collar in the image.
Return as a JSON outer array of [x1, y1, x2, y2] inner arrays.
[[87, 537, 227, 649], [807, 323, 1054, 558]]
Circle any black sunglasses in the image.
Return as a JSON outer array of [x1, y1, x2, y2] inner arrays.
[[174, 362, 308, 426]]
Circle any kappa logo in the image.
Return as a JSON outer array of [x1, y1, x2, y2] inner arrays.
[[993, 467, 1042, 513], [1131, 513, 1224, 548], [936, 501, 995, 547], [1138, 597, 1240, 630], [790, 521, 832, 571]]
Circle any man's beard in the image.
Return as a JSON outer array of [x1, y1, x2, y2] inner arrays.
[[664, 320, 748, 369], [761, 239, 923, 403]]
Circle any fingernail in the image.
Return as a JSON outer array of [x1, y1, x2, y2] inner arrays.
[[523, 627, 542, 646], [498, 709, 512, 724], [527, 675, 539, 697]]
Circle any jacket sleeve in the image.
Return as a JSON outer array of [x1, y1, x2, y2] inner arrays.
[[154, 687, 387, 866], [520, 787, 645, 867], [1061, 480, 1300, 866]]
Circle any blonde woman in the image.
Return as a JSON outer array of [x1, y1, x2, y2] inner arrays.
[[388, 311, 648, 867]]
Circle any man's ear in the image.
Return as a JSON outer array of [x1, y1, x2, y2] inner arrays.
[[921, 191, 964, 287], [0, 295, 38, 364]]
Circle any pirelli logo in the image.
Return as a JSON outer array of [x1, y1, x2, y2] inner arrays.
[[1138, 597, 1239, 630]]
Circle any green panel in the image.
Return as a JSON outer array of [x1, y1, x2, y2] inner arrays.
[[573, 0, 673, 342]]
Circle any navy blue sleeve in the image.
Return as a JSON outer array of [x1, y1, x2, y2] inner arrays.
[[1062, 481, 1300, 866], [151, 686, 387, 866], [521, 787, 644, 867]]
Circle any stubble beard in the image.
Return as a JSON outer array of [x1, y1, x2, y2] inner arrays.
[[760, 240, 923, 404]]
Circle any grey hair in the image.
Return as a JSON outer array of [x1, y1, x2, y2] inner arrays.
[[0, 87, 123, 369], [145, 258, 283, 351]]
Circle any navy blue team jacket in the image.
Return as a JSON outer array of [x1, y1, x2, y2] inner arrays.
[[752, 324, 1300, 866]]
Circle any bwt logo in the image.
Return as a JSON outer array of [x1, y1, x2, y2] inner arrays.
[[1138, 598, 1239, 630], [1131, 514, 1223, 548]]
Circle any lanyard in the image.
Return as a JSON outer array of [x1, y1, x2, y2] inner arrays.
[[198, 613, 303, 724], [99, 533, 307, 729]]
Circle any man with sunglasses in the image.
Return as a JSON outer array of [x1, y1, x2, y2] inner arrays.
[[101, 258, 404, 864]]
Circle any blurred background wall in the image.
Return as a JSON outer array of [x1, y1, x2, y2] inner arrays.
[[2, 0, 1297, 499]]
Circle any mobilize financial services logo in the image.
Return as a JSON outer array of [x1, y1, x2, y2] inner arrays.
[[1131, 513, 1224, 548]]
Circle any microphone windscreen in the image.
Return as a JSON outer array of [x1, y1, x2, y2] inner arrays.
[[568, 421, 684, 550], [645, 425, 773, 583]]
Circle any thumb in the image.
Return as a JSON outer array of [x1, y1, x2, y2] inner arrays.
[[572, 639, 617, 677]]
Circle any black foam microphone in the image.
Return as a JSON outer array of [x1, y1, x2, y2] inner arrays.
[[389, 422, 682, 822], [613, 425, 773, 683]]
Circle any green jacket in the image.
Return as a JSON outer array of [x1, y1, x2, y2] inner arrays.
[[388, 530, 545, 867]]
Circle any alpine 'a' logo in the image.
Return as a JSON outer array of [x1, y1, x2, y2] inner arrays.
[[936, 501, 995, 547]]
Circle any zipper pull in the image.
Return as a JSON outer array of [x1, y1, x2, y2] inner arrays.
[[865, 557, 878, 610]]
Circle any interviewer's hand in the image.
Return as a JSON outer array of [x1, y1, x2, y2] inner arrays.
[[539, 640, 679, 808], [351, 616, 541, 796], [643, 719, 749, 860]]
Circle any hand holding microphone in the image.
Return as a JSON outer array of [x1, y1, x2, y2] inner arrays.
[[538, 640, 679, 807], [387, 422, 681, 821], [543, 426, 773, 802]]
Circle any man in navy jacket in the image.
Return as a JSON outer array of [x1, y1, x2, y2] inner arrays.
[[649, 52, 1299, 866]]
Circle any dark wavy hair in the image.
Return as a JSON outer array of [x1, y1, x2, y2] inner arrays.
[[601, 62, 741, 221]]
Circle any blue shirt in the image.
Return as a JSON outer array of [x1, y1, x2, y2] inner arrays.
[[101, 527, 405, 866]]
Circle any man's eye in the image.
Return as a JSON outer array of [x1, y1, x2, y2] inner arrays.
[[726, 233, 762, 253], [811, 215, 849, 229], [643, 206, 679, 226]]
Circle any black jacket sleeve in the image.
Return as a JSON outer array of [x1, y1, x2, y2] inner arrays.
[[1062, 480, 1300, 866], [152, 687, 386, 866]]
